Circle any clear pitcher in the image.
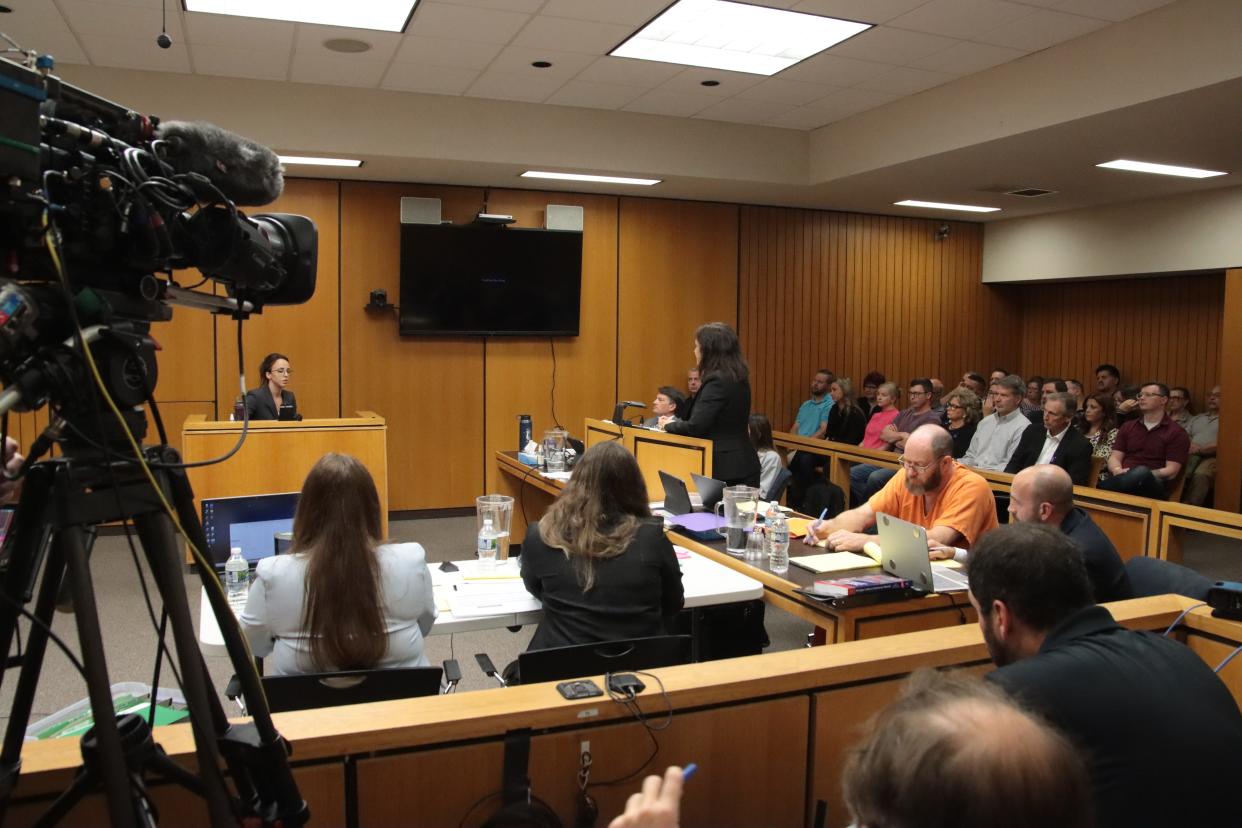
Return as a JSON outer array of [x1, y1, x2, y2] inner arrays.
[[714, 485, 761, 555]]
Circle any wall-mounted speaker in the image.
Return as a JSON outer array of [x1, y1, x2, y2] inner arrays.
[[545, 204, 584, 232], [400, 196, 442, 225]]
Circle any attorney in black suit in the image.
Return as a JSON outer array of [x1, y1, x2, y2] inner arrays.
[[244, 352, 299, 421], [661, 323, 761, 487], [1004, 392, 1091, 485]]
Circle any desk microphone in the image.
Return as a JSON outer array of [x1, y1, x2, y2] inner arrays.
[[612, 400, 646, 425]]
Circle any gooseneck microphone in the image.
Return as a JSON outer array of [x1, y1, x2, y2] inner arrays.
[[156, 120, 284, 206], [612, 400, 647, 425]]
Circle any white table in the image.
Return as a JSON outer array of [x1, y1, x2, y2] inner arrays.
[[198, 547, 762, 652]]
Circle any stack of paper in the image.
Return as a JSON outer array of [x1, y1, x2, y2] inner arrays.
[[448, 580, 539, 618]]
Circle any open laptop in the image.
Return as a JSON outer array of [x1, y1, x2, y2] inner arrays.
[[201, 492, 299, 573], [690, 473, 725, 511], [876, 512, 970, 594]]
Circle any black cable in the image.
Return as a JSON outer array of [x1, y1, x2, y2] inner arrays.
[[590, 671, 674, 788], [148, 394, 170, 447], [0, 587, 87, 681], [147, 609, 170, 728], [1163, 602, 1208, 637], [549, 337, 563, 430], [944, 590, 967, 625]]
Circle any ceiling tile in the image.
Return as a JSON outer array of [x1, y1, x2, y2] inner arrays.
[[828, 26, 961, 64], [763, 105, 842, 129], [511, 16, 635, 55], [432, 0, 545, 11], [57, 0, 185, 40], [184, 13, 295, 51], [906, 40, 1027, 75], [7, 29, 89, 66], [294, 24, 402, 62], [737, 77, 844, 105], [392, 35, 503, 69], [382, 62, 481, 94], [622, 89, 718, 117], [1052, 0, 1174, 23], [777, 52, 894, 85], [974, 8, 1108, 50], [853, 65, 955, 95], [575, 56, 684, 87], [694, 97, 794, 125], [539, 0, 673, 26], [802, 87, 899, 120], [290, 52, 390, 87], [408, 2, 531, 44], [791, 0, 934, 25], [192, 44, 290, 80], [465, 70, 567, 103], [485, 45, 597, 82], [84, 34, 192, 72], [654, 67, 765, 99], [886, 0, 1036, 40], [544, 80, 649, 110]]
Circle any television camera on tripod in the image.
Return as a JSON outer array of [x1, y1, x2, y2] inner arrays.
[[0, 44, 316, 827]]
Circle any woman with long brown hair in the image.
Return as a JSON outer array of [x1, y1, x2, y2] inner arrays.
[[520, 441, 684, 652], [241, 453, 435, 675]]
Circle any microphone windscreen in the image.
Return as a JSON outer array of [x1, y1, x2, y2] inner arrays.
[[157, 120, 284, 206]]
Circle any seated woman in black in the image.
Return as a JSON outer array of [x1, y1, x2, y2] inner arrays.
[[521, 441, 684, 653], [244, 352, 298, 421]]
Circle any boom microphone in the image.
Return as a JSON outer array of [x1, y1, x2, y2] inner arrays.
[[156, 120, 284, 206]]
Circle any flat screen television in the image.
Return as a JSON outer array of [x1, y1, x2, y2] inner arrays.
[[399, 223, 582, 336]]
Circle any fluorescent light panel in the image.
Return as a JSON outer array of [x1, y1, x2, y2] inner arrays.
[[895, 200, 1000, 213], [610, 0, 872, 76], [183, 0, 417, 32], [1096, 159, 1226, 179], [521, 171, 661, 186], [279, 156, 363, 167]]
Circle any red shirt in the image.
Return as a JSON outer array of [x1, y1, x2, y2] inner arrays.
[[1112, 415, 1190, 470]]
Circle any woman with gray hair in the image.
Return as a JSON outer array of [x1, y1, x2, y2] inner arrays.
[[943, 386, 982, 459]]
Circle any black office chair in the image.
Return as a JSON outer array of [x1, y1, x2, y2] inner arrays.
[[477, 635, 693, 686], [765, 467, 793, 503], [1124, 557, 1214, 601], [260, 665, 452, 713]]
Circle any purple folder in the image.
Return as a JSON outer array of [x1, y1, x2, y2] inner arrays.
[[670, 513, 727, 540]]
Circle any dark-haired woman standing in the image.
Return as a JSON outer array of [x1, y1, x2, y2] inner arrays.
[[660, 322, 761, 487], [244, 352, 298, 421], [520, 441, 684, 652]]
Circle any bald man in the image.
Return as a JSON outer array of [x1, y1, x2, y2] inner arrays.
[[1009, 465, 1132, 602], [806, 424, 997, 554]]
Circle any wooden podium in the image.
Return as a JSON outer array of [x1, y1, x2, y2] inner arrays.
[[181, 412, 389, 559]]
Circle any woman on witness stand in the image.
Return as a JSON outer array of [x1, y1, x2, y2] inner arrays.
[[860, 383, 901, 449], [824, 378, 867, 445], [244, 352, 298, 421], [943, 387, 982, 459], [1080, 392, 1120, 483], [240, 453, 435, 676], [748, 414, 784, 500], [661, 322, 761, 487], [520, 441, 685, 656]]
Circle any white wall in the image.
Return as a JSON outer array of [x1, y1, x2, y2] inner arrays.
[[982, 184, 1242, 282]]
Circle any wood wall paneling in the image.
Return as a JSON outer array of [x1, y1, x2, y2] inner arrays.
[[616, 198, 739, 409], [1216, 269, 1242, 511]]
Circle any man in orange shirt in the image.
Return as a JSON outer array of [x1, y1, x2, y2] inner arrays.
[[804, 424, 997, 555]]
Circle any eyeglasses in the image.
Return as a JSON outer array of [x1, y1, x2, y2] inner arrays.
[[271, 368, 294, 375], [897, 456, 937, 473], [946, 402, 964, 409], [908, 390, 930, 397], [1169, 395, 1188, 401], [1139, 391, 1165, 398]]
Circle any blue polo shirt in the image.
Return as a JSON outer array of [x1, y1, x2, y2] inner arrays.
[[794, 396, 834, 437]]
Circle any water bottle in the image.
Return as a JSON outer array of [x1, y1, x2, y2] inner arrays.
[[518, 414, 532, 450], [224, 547, 249, 604], [766, 502, 789, 575], [477, 518, 499, 572]]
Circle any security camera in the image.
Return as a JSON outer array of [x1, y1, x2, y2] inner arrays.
[[156, 32, 172, 49]]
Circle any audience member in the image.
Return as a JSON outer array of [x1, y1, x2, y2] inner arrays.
[[1166, 385, 1192, 428], [1021, 375, 1044, 416], [842, 670, 1092, 828], [748, 414, 784, 501], [806, 425, 997, 553], [859, 382, 900, 450], [1113, 383, 1141, 424], [1066, 378, 1085, 409], [850, 378, 940, 505], [823, 377, 866, 445], [1005, 392, 1092, 485], [786, 369, 835, 504], [1095, 363, 1121, 396], [989, 369, 1007, 384], [960, 372, 987, 398], [1007, 465, 1132, 602], [643, 386, 685, 428], [1099, 382, 1189, 499], [683, 368, 701, 419], [521, 442, 684, 654], [241, 453, 436, 676], [982, 369, 1007, 416], [857, 371, 885, 419], [970, 522, 1242, 828], [961, 375, 1028, 471], [942, 387, 981, 458], [1080, 391, 1119, 481], [1182, 384, 1220, 506], [929, 377, 945, 416]]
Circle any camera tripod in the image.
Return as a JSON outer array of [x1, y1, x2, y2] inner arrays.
[[0, 440, 307, 827]]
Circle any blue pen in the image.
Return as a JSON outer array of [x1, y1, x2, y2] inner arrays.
[[682, 763, 698, 781]]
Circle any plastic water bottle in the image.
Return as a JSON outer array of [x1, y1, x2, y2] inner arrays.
[[766, 502, 790, 575], [477, 518, 500, 572], [224, 547, 249, 604]]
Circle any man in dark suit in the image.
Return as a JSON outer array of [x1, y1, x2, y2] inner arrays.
[[968, 523, 1242, 828], [1005, 392, 1091, 485]]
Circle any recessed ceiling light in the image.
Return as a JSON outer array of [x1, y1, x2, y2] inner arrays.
[[895, 200, 1000, 213], [700, 79, 720, 87], [521, 171, 661, 186], [279, 156, 364, 167], [610, 0, 872, 76], [1096, 159, 1226, 179], [183, 0, 418, 33], [531, 60, 553, 68], [324, 38, 372, 53]]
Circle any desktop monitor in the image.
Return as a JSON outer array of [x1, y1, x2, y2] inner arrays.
[[201, 492, 299, 568]]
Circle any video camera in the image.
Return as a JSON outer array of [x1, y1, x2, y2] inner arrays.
[[0, 51, 316, 443]]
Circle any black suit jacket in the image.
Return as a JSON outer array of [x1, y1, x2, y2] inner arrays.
[[664, 373, 760, 485], [1060, 507, 1132, 602], [244, 387, 298, 421], [1004, 422, 1092, 485]]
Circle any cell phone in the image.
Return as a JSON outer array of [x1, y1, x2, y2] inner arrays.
[[557, 679, 603, 700]]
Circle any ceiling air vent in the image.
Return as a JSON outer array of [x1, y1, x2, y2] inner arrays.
[[1005, 187, 1058, 198]]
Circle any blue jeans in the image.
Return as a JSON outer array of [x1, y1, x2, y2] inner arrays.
[[849, 464, 897, 508], [1098, 466, 1166, 500]]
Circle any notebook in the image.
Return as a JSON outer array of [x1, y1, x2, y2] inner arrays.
[[876, 513, 970, 594]]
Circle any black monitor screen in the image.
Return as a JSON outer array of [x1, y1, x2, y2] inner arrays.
[[399, 224, 582, 336], [202, 492, 299, 568]]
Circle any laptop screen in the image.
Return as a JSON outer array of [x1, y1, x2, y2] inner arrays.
[[202, 492, 299, 568]]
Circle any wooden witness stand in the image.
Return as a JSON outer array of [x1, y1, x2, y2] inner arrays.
[[180, 412, 389, 561]]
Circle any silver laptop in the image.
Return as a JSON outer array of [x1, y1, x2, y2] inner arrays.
[[876, 513, 970, 594]]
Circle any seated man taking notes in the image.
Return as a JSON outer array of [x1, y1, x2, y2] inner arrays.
[[805, 425, 997, 554]]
